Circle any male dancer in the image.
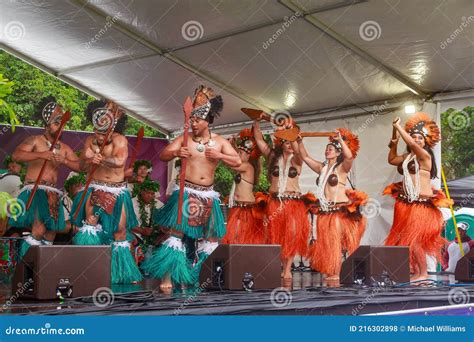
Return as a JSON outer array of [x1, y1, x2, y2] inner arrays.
[[8, 97, 80, 257], [141, 85, 241, 289], [71, 100, 141, 284]]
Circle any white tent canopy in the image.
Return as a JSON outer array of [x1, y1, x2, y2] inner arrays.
[[1, 0, 473, 135], [1, 0, 473, 246]]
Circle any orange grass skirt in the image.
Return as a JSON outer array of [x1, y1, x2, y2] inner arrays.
[[308, 190, 367, 276], [222, 204, 266, 244], [383, 182, 451, 272], [266, 193, 314, 259]]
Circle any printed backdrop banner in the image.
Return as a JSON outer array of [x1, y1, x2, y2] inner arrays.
[[0, 125, 169, 202]]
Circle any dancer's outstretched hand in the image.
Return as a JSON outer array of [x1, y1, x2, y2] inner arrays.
[[393, 117, 401, 127]]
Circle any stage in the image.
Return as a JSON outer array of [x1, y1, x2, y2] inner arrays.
[[2, 272, 473, 316]]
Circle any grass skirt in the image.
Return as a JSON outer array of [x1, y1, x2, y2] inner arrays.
[[141, 236, 193, 285], [153, 189, 225, 239], [383, 182, 451, 272], [72, 223, 103, 245], [9, 187, 65, 231], [111, 241, 143, 284], [308, 190, 367, 276], [71, 187, 138, 244], [266, 195, 311, 259], [222, 205, 265, 244], [18, 235, 42, 259]]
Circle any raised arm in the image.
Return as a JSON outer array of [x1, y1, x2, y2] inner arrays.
[[12, 136, 53, 163], [387, 127, 406, 165], [335, 130, 354, 173], [297, 138, 323, 174], [393, 117, 430, 161], [290, 140, 303, 165], [252, 120, 271, 158]]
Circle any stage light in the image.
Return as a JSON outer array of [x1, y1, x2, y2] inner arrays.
[[284, 92, 296, 107], [404, 104, 416, 114]]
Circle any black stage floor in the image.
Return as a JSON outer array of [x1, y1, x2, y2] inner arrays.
[[1, 272, 473, 316]]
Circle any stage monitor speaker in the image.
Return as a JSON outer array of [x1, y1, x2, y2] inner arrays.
[[13, 245, 111, 300], [455, 249, 474, 282], [340, 245, 409, 285], [199, 244, 281, 290]]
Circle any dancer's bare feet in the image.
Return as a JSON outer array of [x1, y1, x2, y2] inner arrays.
[[325, 275, 340, 281], [160, 275, 173, 290], [410, 273, 431, 286], [282, 277, 292, 289]]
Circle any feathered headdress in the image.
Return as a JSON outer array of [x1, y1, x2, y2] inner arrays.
[[404, 112, 440, 148], [191, 85, 223, 124], [328, 128, 360, 158], [235, 128, 260, 160]]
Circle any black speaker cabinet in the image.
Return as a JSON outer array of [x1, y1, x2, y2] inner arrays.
[[340, 245, 410, 285], [199, 244, 281, 290], [455, 249, 474, 282], [13, 245, 111, 300]]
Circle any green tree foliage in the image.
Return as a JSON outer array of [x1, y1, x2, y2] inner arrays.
[[0, 73, 19, 130], [0, 51, 164, 137], [441, 106, 474, 180]]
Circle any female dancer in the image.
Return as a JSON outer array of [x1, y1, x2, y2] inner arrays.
[[298, 129, 367, 281], [253, 117, 312, 280], [222, 128, 265, 244], [385, 113, 451, 282]]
